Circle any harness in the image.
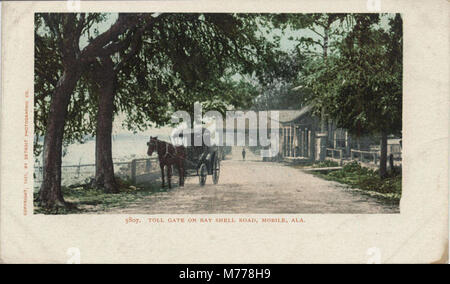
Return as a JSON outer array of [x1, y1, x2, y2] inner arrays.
[[153, 139, 177, 160], [165, 143, 170, 158]]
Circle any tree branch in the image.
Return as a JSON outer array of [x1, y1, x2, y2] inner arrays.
[[114, 18, 157, 72], [310, 28, 325, 39], [80, 13, 140, 61]]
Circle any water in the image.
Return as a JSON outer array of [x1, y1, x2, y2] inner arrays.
[[34, 133, 169, 190]]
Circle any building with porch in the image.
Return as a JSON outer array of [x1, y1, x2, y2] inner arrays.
[[273, 105, 380, 163], [272, 105, 319, 161], [219, 105, 400, 165]]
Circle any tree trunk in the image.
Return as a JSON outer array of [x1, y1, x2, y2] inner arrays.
[[316, 21, 330, 162], [320, 20, 330, 134], [389, 154, 394, 173], [94, 57, 119, 193], [320, 106, 327, 133], [37, 14, 145, 207], [379, 131, 388, 179], [38, 67, 82, 208]]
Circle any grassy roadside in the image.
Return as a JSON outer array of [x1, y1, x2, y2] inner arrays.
[[294, 160, 402, 205], [34, 177, 162, 214]]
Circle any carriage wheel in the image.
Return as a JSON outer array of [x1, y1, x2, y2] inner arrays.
[[212, 157, 220, 185], [199, 163, 207, 186]]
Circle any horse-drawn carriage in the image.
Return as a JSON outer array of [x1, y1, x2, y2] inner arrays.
[[147, 128, 221, 188]]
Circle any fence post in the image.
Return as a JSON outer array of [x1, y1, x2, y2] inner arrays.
[[76, 159, 81, 178], [131, 159, 137, 184], [345, 131, 350, 157], [146, 159, 151, 173], [333, 132, 337, 149], [308, 130, 313, 158]]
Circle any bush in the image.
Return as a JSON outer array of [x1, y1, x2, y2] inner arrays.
[[313, 160, 339, 168], [342, 161, 363, 172], [314, 161, 402, 203]]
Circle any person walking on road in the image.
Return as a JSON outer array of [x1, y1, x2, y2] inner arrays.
[[242, 148, 246, 161]]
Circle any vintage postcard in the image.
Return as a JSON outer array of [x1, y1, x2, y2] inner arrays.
[[0, 0, 448, 264]]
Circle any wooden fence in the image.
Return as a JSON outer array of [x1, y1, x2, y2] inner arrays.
[[129, 158, 158, 184], [34, 158, 157, 188], [350, 149, 378, 164]]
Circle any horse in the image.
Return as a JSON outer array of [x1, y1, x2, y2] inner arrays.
[[147, 136, 186, 189]]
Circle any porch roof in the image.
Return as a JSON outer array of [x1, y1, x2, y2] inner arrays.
[[222, 105, 313, 130], [270, 105, 313, 124]]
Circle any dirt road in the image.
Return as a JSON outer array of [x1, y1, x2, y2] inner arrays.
[[107, 159, 399, 214]]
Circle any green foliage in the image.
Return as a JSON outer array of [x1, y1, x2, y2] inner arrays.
[[314, 161, 402, 203], [34, 176, 161, 214], [251, 50, 310, 110], [109, 13, 264, 130], [252, 13, 352, 111], [304, 14, 402, 136], [116, 13, 277, 130], [34, 13, 108, 156], [312, 160, 339, 168], [34, 13, 277, 155], [342, 160, 363, 172]]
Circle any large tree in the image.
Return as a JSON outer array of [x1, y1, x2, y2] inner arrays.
[[307, 14, 402, 178], [35, 13, 276, 207], [251, 50, 307, 110], [90, 16, 156, 193], [272, 14, 351, 131], [340, 14, 402, 178], [35, 13, 152, 207], [93, 13, 275, 192]]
